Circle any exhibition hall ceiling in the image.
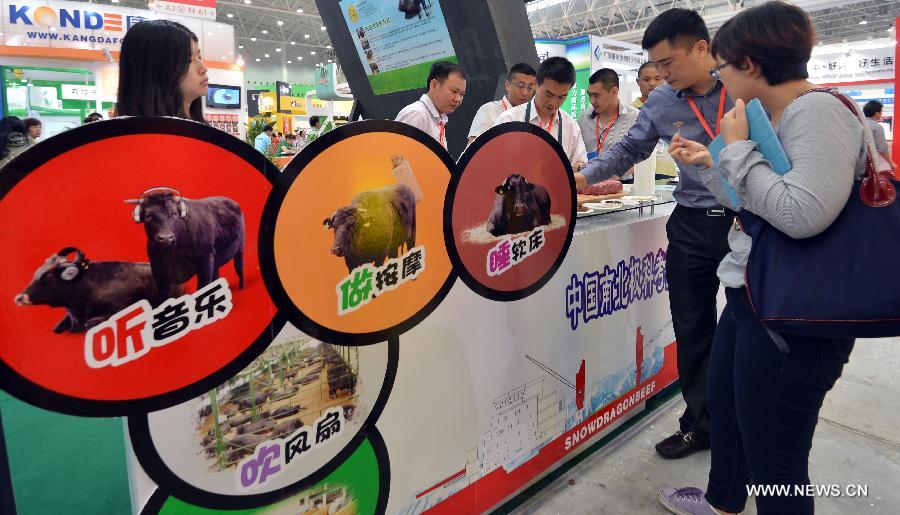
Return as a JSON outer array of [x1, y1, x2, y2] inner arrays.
[[86, 0, 898, 68], [528, 0, 899, 45]]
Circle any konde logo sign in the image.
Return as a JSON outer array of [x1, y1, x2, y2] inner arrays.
[[7, 3, 144, 32]]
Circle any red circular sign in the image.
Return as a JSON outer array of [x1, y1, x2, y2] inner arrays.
[[0, 119, 279, 414]]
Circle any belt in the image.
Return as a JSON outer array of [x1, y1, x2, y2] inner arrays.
[[679, 205, 736, 217]]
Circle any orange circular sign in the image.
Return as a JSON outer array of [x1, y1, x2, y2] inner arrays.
[[261, 122, 455, 344]]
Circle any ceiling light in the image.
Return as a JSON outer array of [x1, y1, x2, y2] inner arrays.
[[326, 45, 332, 49], [287, 61, 292, 64], [255, 58, 260, 62], [296, 8, 303, 13], [298, 56, 303, 60], [227, 13, 233, 18], [304, 34, 310, 38], [320, 26, 326, 30], [244, 0, 251, 4], [250, 37, 256, 41], [261, 30, 268, 34], [239, 45, 244, 48], [290, 41, 296, 45], [859, 20, 867, 25], [111, 0, 119, 3], [264, 53, 270, 58], [310, 51, 316, 55], [328, 59, 333, 63], [208, 32, 213, 36], [221, 56, 226, 59], [277, 20, 284, 26], [276, 48, 282, 52]]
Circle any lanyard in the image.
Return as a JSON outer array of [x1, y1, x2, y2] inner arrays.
[[500, 98, 508, 110], [419, 99, 447, 147], [686, 86, 728, 140], [595, 110, 619, 153], [525, 101, 563, 142]]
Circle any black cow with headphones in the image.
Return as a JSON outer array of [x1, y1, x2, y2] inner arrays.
[[14, 247, 178, 333], [125, 187, 245, 302]]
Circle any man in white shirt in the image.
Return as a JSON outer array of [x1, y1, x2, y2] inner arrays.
[[493, 57, 587, 171], [578, 68, 639, 160], [467, 63, 537, 144], [396, 61, 467, 149], [864, 100, 897, 172]]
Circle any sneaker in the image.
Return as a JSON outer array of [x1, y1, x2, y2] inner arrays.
[[658, 486, 719, 515]]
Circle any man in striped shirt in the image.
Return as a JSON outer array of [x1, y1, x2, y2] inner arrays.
[[578, 68, 639, 160]]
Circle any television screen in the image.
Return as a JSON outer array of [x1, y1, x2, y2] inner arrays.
[[206, 84, 241, 109]]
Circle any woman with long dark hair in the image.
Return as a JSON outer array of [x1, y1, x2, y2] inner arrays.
[[116, 19, 208, 122], [0, 116, 30, 170]]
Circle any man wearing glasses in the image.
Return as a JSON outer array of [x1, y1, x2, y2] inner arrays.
[[576, 8, 735, 461], [467, 63, 537, 144]]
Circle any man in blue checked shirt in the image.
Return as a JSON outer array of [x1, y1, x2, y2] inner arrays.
[[576, 8, 735, 461]]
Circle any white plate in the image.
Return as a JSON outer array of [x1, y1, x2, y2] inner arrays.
[[576, 207, 596, 217], [583, 201, 624, 211]]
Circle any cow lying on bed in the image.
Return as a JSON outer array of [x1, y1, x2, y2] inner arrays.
[[486, 174, 551, 237]]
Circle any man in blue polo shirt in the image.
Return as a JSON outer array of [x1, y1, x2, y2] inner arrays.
[[576, 8, 735, 460]]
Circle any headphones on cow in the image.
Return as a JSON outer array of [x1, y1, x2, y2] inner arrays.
[[129, 187, 188, 223], [56, 247, 89, 282]]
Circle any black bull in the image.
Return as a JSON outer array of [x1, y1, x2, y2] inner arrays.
[[14, 248, 180, 333], [126, 192, 245, 301], [486, 174, 551, 237]]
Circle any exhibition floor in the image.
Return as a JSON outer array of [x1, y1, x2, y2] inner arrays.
[[504, 337, 900, 515]]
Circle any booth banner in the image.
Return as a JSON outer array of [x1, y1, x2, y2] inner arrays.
[[0, 0, 234, 54], [339, 0, 458, 95], [378, 214, 677, 513], [809, 45, 896, 83], [591, 36, 646, 72], [61, 83, 98, 101], [150, 0, 217, 21], [0, 118, 678, 514]]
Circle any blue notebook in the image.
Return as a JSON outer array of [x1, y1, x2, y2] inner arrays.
[[707, 98, 791, 208]]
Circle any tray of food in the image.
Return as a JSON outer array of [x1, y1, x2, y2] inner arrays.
[[576, 205, 597, 217]]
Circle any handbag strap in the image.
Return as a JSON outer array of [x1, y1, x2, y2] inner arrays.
[[797, 88, 895, 207], [796, 88, 877, 180]]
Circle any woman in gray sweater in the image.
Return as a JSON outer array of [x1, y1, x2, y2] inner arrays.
[[659, 3, 863, 514]]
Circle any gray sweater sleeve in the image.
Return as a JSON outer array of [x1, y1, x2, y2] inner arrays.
[[714, 93, 864, 239]]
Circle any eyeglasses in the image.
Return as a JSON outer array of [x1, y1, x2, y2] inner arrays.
[[511, 81, 536, 92], [709, 62, 731, 80]]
